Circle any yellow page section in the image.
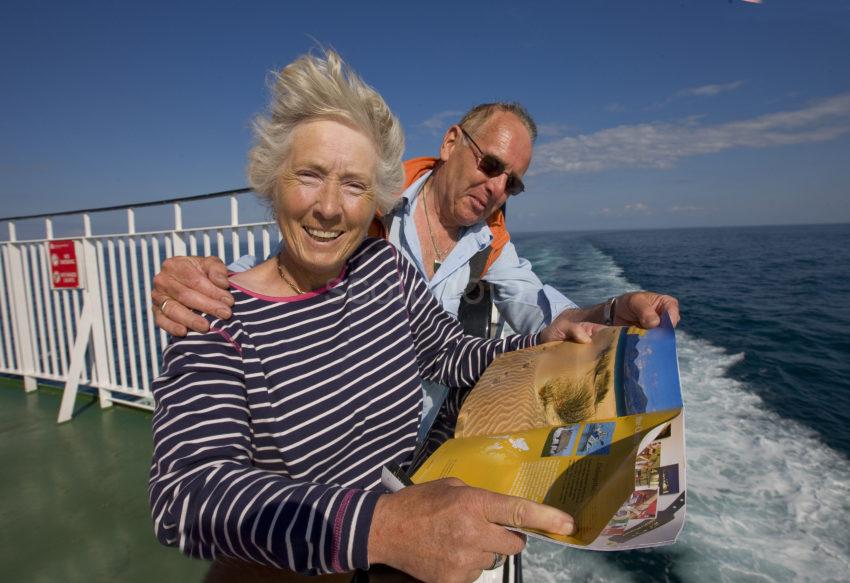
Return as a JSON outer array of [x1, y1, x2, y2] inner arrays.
[[412, 410, 679, 545]]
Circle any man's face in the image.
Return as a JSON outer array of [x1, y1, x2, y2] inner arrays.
[[436, 111, 533, 228]]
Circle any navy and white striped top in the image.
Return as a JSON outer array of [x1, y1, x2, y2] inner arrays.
[[148, 238, 537, 575]]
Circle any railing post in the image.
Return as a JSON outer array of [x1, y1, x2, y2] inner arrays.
[[171, 203, 186, 256], [58, 213, 115, 422], [83, 213, 112, 410], [6, 222, 38, 392], [230, 194, 240, 262]]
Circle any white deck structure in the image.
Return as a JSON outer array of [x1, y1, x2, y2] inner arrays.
[[0, 189, 281, 422]]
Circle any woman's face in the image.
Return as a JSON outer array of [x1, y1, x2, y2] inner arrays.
[[275, 119, 379, 284]]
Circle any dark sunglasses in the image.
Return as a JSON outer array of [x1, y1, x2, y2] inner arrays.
[[459, 126, 525, 196]]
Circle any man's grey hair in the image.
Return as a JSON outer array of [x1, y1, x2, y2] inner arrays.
[[458, 102, 538, 143], [248, 49, 405, 214]]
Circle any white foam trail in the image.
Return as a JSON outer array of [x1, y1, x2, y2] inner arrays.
[[670, 335, 850, 581], [520, 240, 850, 582]]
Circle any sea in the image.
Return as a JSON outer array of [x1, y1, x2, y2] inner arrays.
[[511, 223, 850, 582], [12, 222, 847, 581]]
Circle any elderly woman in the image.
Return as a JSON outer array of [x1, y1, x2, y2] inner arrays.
[[149, 51, 586, 583]]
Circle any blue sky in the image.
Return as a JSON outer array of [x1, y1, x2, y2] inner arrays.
[[2, 0, 849, 237]]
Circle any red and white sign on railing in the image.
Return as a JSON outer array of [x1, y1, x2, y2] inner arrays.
[[48, 240, 85, 289]]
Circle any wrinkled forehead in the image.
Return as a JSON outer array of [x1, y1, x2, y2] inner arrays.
[[469, 112, 533, 175], [285, 118, 378, 171]]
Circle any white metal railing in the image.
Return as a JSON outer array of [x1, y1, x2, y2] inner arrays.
[[0, 189, 279, 421]]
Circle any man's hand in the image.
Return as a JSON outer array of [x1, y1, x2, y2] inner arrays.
[[539, 316, 605, 344], [613, 291, 680, 328], [151, 256, 233, 336], [555, 291, 680, 330], [368, 478, 574, 583]]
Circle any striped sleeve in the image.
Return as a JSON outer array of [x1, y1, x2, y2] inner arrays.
[[148, 317, 381, 574], [392, 249, 539, 387]]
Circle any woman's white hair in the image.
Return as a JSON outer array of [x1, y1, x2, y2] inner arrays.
[[248, 49, 404, 214]]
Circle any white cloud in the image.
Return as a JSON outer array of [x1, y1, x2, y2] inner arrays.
[[420, 110, 464, 133], [530, 93, 850, 175], [537, 123, 573, 138], [593, 202, 652, 217], [678, 80, 745, 98], [652, 80, 744, 109]]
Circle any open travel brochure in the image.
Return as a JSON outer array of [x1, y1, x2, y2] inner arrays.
[[404, 313, 686, 551]]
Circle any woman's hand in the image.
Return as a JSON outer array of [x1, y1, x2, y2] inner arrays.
[[151, 256, 234, 336], [538, 313, 605, 344], [368, 478, 574, 583]]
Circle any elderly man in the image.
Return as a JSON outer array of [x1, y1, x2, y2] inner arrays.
[[152, 102, 679, 437]]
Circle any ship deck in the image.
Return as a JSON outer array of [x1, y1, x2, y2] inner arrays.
[[0, 377, 207, 581]]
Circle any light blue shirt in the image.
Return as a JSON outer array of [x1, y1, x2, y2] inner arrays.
[[389, 172, 577, 334], [229, 171, 578, 439]]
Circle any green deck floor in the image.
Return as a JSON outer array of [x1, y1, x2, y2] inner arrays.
[[0, 378, 208, 582]]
